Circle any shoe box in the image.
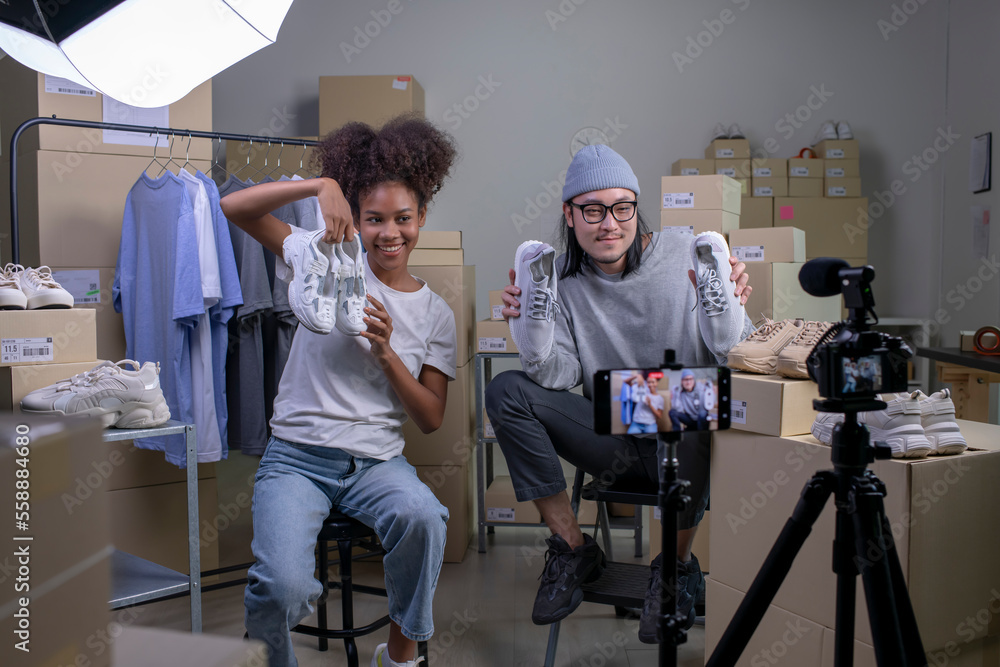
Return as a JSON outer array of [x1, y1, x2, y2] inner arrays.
[[715, 159, 752, 180], [477, 319, 518, 354], [729, 227, 806, 264], [410, 264, 476, 366], [319, 75, 425, 135], [416, 462, 473, 563], [671, 159, 715, 176], [705, 139, 751, 159], [1, 415, 112, 667], [825, 177, 862, 198], [739, 197, 774, 229], [729, 372, 820, 437], [484, 475, 542, 524], [788, 178, 824, 197], [742, 262, 842, 325], [661, 175, 742, 215], [660, 210, 740, 237], [788, 158, 825, 179], [813, 139, 860, 160], [708, 427, 1000, 659], [417, 230, 463, 249], [824, 159, 860, 179], [649, 507, 712, 571], [0, 309, 97, 367], [408, 248, 464, 266], [402, 361, 476, 467], [51, 267, 127, 362], [113, 626, 267, 667], [0, 359, 105, 411], [752, 159, 789, 179], [751, 176, 788, 198], [488, 290, 507, 320], [773, 197, 869, 258], [734, 178, 750, 198]]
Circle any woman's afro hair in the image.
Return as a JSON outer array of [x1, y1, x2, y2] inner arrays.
[[310, 114, 458, 218]]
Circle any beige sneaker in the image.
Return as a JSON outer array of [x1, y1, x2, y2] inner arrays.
[[776, 321, 834, 379], [727, 318, 805, 374]]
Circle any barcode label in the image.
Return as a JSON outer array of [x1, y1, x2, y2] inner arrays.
[[828, 187, 847, 197], [662, 192, 695, 209], [487, 507, 516, 522], [44, 75, 96, 97], [52, 269, 102, 304], [826, 167, 845, 177], [732, 400, 747, 424], [479, 337, 508, 352], [790, 167, 810, 177], [716, 148, 735, 158], [734, 246, 765, 262], [680, 168, 700, 175], [653, 507, 661, 520], [717, 168, 736, 177], [662, 225, 695, 234], [753, 167, 772, 177], [753, 187, 773, 197], [825, 149, 845, 159], [2, 337, 54, 363], [484, 420, 495, 438], [491, 305, 504, 320]]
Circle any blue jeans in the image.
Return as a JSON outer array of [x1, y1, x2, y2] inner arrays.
[[627, 421, 659, 434], [670, 408, 709, 432], [244, 437, 449, 667]]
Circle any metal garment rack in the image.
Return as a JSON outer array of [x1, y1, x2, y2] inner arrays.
[[8, 115, 319, 264]]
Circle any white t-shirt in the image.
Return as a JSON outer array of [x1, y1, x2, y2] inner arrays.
[[270, 256, 457, 460], [632, 392, 665, 425]]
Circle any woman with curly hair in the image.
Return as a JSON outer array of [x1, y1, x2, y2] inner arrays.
[[221, 115, 458, 667]]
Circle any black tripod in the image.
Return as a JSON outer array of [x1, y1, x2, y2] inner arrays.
[[706, 398, 927, 667], [656, 430, 693, 667]]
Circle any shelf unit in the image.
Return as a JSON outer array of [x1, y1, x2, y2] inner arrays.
[[103, 420, 200, 632]]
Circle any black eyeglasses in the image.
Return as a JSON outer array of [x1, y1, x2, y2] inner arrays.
[[569, 200, 638, 224]]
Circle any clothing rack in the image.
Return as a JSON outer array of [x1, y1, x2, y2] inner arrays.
[[8, 116, 320, 265]]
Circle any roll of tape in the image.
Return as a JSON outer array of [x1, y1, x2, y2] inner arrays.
[[974, 326, 1000, 355]]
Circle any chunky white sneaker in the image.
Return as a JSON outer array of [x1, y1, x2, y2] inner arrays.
[[727, 123, 745, 139], [20, 359, 171, 428], [810, 411, 843, 444], [813, 120, 838, 145], [711, 122, 728, 141], [836, 121, 854, 140], [509, 240, 559, 363], [333, 238, 367, 336], [0, 263, 27, 310], [370, 643, 425, 667], [19, 266, 73, 309], [859, 393, 932, 458], [691, 232, 747, 357], [284, 229, 338, 335], [912, 389, 967, 455]]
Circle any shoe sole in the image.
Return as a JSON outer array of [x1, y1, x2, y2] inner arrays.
[[866, 424, 932, 458], [728, 351, 776, 375], [26, 293, 73, 309], [531, 549, 606, 625], [21, 398, 171, 429], [775, 357, 809, 379], [925, 428, 967, 455]]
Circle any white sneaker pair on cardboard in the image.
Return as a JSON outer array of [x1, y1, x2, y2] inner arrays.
[[814, 120, 854, 143], [811, 389, 968, 458], [0, 264, 74, 310], [282, 230, 366, 336]]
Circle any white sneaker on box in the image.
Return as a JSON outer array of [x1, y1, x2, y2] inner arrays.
[[333, 238, 367, 336], [0, 263, 27, 310], [813, 120, 838, 145], [727, 123, 745, 139], [691, 232, 747, 357], [19, 266, 73, 309], [811, 394, 934, 459], [711, 123, 728, 141], [912, 389, 967, 455], [810, 411, 843, 444], [836, 121, 854, 140], [284, 229, 338, 334], [509, 240, 559, 363]]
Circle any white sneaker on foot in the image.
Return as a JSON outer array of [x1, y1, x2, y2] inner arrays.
[[912, 389, 967, 455], [371, 643, 425, 667], [691, 232, 747, 357], [19, 266, 73, 309], [509, 240, 559, 363], [333, 238, 367, 336], [813, 120, 838, 145], [836, 121, 854, 140], [20, 359, 171, 428], [0, 263, 27, 310], [283, 229, 338, 334]]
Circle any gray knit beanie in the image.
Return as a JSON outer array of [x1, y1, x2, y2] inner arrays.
[[562, 144, 640, 202]]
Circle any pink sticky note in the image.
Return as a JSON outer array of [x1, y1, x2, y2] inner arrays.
[[779, 206, 795, 220]]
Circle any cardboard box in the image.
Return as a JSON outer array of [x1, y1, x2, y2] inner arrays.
[[402, 362, 475, 467], [410, 265, 476, 366], [114, 626, 268, 667], [1, 360, 102, 410], [650, 506, 711, 571], [715, 159, 752, 180], [742, 262, 842, 324], [710, 428, 1000, 650], [660, 210, 740, 236], [319, 75, 425, 134], [417, 230, 463, 249], [729, 372, 820, 436], [825, 177, 862, 198], [705, 139, 751, 159], [751, 159, 789, 178], [0, 58, 212, 159], [788, 158, 825, 178], [488, 290, 506, 321], [729, 227, 805, 264], [407, 248, 464, 266], [824, 159, 860, 178], [484, 475, 542, 524], [52, 267, 126, 362], [477, 319, 517, 354], [224, 136, 319, 180], [773, 197, 869, 258], [671, 159, 715, 176], [735, 178, 750, 198], [739, 197, 773, 229], [788, 178, 824, 198], [416, 463, 472, 563], [0, 310, 97, 367], [820, 629, 1000, 667], [751, 176, 788, 198], [661, 175, 742, 214], [814, 139, 859, 160]]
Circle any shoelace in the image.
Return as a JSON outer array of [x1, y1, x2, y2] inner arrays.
[[539, 545, 576, 594], [746, 317, 784, 342], [527, 287, 559, 321], [694, 269, 727, 315], [0, 263, 24, 287], [57, 360, 142, 391], [24, 266, 61, 289], [789, 321, 830, 348]]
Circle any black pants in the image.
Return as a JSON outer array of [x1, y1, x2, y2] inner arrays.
[[484, 371, 710, 530]]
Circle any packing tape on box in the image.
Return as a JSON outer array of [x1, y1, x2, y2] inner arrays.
[[974, 326, 1000, 355]]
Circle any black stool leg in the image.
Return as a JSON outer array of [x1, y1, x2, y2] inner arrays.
[[318, 541, 329, 652], [418, 640, 428, 662], [339, 537, 359, 667]]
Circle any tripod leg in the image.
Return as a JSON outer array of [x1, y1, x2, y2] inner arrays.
[[706, 472, 835, 667], [833, 508, 856, 667]]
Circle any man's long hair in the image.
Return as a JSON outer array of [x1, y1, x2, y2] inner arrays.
[[557, 207, 651, 280]]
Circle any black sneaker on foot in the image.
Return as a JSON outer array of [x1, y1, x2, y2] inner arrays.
[[531, 534, 606, 625], [638, 553, 703, 644]]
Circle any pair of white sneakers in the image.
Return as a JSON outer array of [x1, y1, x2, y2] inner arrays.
[[0, 263, 75, 310], [282, 230, 367, 336], [814, 120, 854, 143], [811, 389, 968, 458]]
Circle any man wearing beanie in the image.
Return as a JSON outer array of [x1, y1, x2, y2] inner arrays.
[[485, 145, 753, 641], [670, 369, 714, 432]]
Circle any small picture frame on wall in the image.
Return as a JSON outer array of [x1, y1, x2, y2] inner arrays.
[[970, 132, 991, 193]]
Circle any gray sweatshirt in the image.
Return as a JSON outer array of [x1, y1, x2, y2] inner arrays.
[[522, 232, 754, 398]]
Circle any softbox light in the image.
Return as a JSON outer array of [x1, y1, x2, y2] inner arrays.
[[0, 0, 294, 107]]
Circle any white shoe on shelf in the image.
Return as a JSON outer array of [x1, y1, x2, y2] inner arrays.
[[727, 123, 745, 139], [813, 120, 838, 145], [0, 263, 27, 310], [19, 265, 73, 309], [836, 121, 854, 140], [860, 393, 933, 458], [711, 123, 728, 141], [912, 389, 967, 455]]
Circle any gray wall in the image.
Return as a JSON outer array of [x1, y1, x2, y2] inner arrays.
[[213, 0, 951, 322]]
